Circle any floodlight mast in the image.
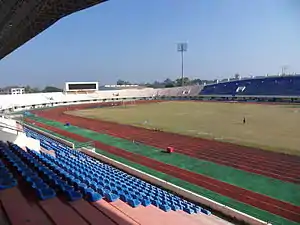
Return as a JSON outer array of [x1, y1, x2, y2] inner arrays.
[[281, 65, 288, 75], [177, 43, 188, 86]]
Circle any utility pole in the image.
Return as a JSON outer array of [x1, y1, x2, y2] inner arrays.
[[177, 43, 188, 86]]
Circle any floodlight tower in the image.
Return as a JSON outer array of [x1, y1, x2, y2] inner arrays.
[[177, 43, 188, 86], [281, 65, 288, 76]]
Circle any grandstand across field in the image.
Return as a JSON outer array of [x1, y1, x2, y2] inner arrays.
[[200, 74, 300, 96]]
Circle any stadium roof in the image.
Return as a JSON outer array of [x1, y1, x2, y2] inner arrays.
[[0, 0, 108, 60]]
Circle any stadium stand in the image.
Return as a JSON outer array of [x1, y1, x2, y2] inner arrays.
[[156, 85, 202, 97], [0, 86, 204, 113], [200, 75, 300, 96], [1, 81, 300, 114], [20, 127, 210, 215]]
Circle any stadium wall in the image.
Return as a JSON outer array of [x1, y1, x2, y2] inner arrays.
[[21, 123, 74, 149], [0, 118, 40, 151]]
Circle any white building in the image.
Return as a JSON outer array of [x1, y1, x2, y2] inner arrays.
[[0, 87, 25, 95]]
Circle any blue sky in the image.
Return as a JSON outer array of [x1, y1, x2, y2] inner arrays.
[[0, 0, 299, 87]]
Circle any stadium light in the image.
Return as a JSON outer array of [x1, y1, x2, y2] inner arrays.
[[281, 65, 288, 76], [177, 43, 188, 86]]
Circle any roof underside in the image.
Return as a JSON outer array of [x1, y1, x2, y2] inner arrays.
[[0, 0, 108, 60]]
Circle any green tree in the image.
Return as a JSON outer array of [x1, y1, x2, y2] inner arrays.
[[144, 83, 154, 87], [24, 85, 40, 93], [152, 81, 165, 88], [190, 79, 202, 85], [42, 86, 62, 92], [163, 78, 174, 87], [175, 77, 190, 86], [165, 83, 175, 88]]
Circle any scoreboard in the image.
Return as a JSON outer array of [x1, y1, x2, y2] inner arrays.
[[65, 82, 99, 91]]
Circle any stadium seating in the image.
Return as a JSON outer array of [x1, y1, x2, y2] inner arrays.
[[17, 127, 211, 215], [0, 146, 18, 190], [0, 85, 205, 113], [200, 75, 300, 96], [156, 85, 202, 97]]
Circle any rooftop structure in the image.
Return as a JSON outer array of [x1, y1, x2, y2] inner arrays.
[[0, 0, 108, 60]]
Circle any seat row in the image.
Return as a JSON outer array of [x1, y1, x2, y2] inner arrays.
[[24, 128, 211, 215], [0, 141, 56, 200], [0, 145, 18, 190]]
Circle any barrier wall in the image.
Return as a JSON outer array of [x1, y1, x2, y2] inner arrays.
[[0, 128, 19, 143], [80, 147, 271, 225], [0, 120, 40, 152], [25, 136, 41, 153], [21, 123, 74, 149], [14, 133, 41, 153], [0, 117, 18, 133]]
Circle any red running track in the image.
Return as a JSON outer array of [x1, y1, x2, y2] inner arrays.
[[24, 118, 300, 223], [34, 103, 300, 184]]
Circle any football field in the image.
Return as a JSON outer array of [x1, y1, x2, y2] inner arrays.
[[66, 101, 300, 155]]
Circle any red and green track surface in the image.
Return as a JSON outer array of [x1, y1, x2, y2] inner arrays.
[[23, 102, 300, 225]]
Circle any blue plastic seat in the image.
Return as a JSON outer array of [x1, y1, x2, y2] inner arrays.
[[36, 187, 56, 200], [128, 198, 141, 208], [141, 198, 151, 207], [65, 189, 83, 201], [21, 131, 211, 216], [105, 192, 119, 202], [86, 190, 102, 202], [0, 178, 17, 190]]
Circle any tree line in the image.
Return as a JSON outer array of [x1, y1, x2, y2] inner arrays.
[[24, 85, 63, 93], [117, 77, 217, 88]]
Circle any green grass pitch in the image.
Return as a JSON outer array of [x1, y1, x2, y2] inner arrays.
[[66, 101, 300, 155]]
